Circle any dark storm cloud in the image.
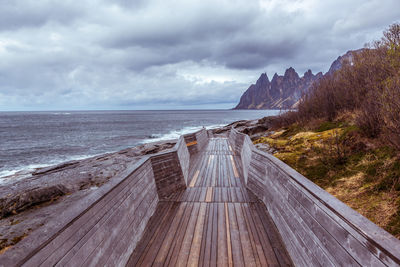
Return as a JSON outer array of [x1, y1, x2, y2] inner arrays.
[[100, 1, 303, 70], [0, 0, 399, 110], [0, 1, 83, 31], [216, 37, 303, 69]]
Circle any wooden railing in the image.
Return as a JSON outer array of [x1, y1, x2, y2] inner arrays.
[[229, 127, 400, 266], [0, 129, 208, 267], [5, 126, 399, 266]]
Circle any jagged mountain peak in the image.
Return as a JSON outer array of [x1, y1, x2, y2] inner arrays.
[[234, 67, 320, 110], [303, 69, 313, 79], [255, 72, 269, 86], [283, 67, 299, 80], [233, 50, 359, 110]]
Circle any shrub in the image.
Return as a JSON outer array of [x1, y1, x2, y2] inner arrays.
[[274, 23, 400, 152], [381, 75, 400, 149]]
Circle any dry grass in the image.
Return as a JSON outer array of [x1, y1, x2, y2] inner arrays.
[[254, 121, 400, 238]]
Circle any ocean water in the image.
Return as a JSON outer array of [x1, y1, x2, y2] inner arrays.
[[0, 110, 279, 179]]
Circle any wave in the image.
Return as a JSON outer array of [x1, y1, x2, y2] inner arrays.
[[0, 124, 226, 183], [141, 124, 225, 144], [51, 112, 71, 115], [0, 154, 98, 184]]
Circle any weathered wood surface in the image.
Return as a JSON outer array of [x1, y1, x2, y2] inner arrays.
[[4, 126, 400, 266], [0, 131, 197, 267], [152, 137, 189, 198], [229, 128, 400, 266], [0, 158, 159, 267], [127, 138, 292, 266], [184, 128, 208, 156]]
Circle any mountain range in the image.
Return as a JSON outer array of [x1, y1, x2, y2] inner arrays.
[[234, 50, 359, 109]]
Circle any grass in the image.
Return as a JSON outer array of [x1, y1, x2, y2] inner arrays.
[[254, 120, 400, 238]]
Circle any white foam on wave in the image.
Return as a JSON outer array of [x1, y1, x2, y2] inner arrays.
[[52, 112, 71, 115], [141, 124, 226, 144], [0, 154, 98, 185], [0, 124, 227, 184]]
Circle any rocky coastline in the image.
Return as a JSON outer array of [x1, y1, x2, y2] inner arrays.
[[0, 117, 273, 253]]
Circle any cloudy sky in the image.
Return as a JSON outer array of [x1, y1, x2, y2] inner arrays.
[[0, 0, 399, 110]]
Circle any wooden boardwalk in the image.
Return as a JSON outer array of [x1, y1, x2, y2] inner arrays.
[[127, 138, 292, 266]]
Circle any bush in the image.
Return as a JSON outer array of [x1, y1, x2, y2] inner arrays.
[[274, 23, 400, 152], [381, 75, 400, 149], [355, 90, 383, 138]]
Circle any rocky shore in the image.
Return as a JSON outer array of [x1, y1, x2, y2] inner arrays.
[[0, 117, 273, 253]]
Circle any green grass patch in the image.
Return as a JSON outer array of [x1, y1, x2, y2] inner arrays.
[[316, 121, 343, 132], [280, 124, 304, 138], [387, 197, 400, 237], [376, 161, 400, 191]]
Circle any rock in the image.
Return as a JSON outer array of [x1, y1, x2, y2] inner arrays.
[[0, 185, 69, 218], [233, 49, 364, 110], [241, 125, 269, 136], [32, 161, 79, 176], [326, 49, 364, 75], [0, 139, 176, 251], [233, 67, 320, 109]]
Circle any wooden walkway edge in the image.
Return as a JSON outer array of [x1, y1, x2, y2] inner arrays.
[[127, 138, 292, 266]]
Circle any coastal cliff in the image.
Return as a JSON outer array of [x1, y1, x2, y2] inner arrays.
[[234, 68, 322, 109], [234, 50, 360, 110]]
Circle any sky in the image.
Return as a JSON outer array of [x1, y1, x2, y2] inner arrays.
[[0, 0, 399, 111]]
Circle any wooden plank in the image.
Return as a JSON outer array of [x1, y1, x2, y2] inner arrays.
[[40, 164, 153, 266], [222, 187, 228, 202], [176, 203, 201, 266], [166, 203, 195, 266], [70, 180, 156, 266], [186, 140, 197, 147], [205, 187, 213, 203], [132, 202, 175, 266], [199, 187, 207, 202], [192, 154, 207, 187], [224, 203, 233, 267], [210, 203, 218, 267], [208, 155, 213, 165], [136, 202, 180, 266], [264, 167, 373, 266], [189, 170, 200, 187], [214, 187, 220, 202], [217, 203, 228, 266], [194, 188, 202, 202], [202, 156, 212, 187], [234, 203, 257, 266], [107, 196, 158, 266], [241, 203, 269, 267], [230, 187, 237, 203], [199, 204, 211, 267], [211, 155, 217, 187], [187, 203, 207, 266], [227, 203, 244, 267], [226, 157, 232, 187], [153, 203, 187, 264], [231, 155, 239, 178], [251, 203, 282, 264], [261, 174, 331, 266], [236, 187, 244, 203], [126, 202, 173, 266], [216, 155, 222, 187]]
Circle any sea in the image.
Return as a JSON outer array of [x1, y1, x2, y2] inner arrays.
[[0, 109, 280, 181]]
